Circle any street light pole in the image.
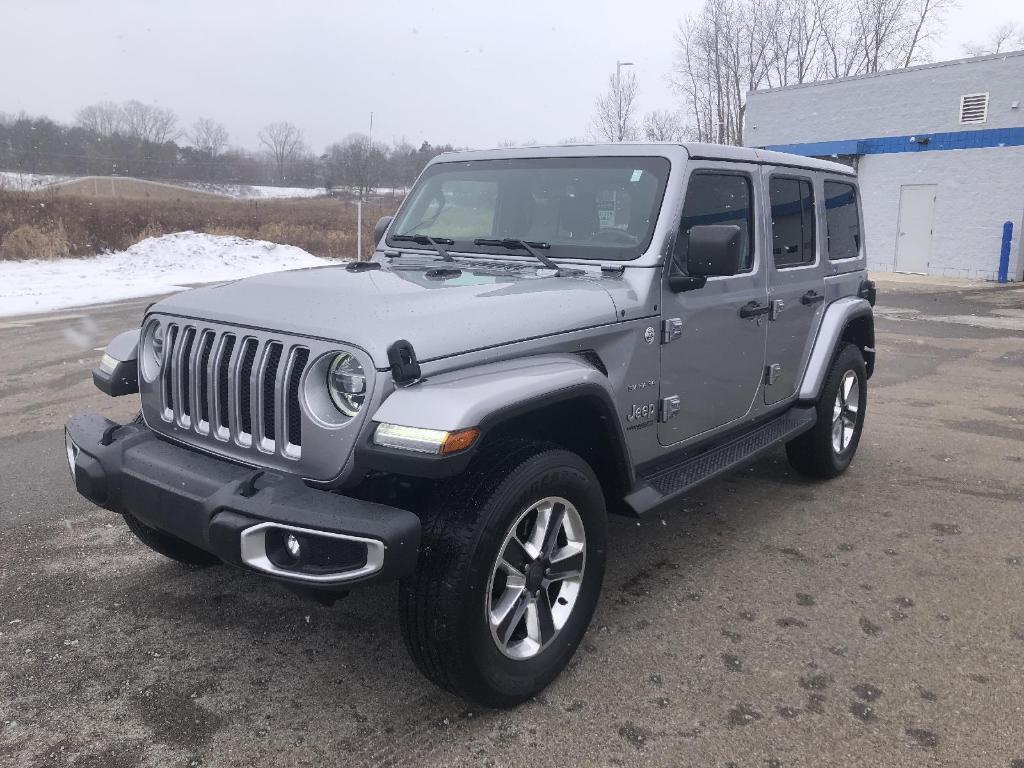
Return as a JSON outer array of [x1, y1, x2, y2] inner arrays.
[[616, 60, 634, 90], [615, 60, 634, 142]]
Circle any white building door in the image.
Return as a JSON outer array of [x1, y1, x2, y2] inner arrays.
[[895, 185, 936, 274]]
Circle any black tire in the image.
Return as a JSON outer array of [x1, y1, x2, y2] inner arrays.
[[786, 343, 867, 478], [399, 441, 607, 707], [122, 512, 221, 568]]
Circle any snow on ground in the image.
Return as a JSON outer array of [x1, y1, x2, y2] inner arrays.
[[0, 232, 336, 317], [178, 181, 328, 199], [0, 170, 76, 191]]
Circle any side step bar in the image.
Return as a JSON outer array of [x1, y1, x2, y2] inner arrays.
[[624, 406, 817, 516]]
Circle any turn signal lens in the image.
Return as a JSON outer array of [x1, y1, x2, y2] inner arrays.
[[440, 428, 479, 455]]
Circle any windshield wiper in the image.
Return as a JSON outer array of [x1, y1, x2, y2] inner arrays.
[[472, 238, 560, 272], [390, 234, 455, 262]]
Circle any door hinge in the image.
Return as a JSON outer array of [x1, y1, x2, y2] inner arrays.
[[765, 363, 782, 386], [661, 317, 683, 344], [659, 395, 681, 422], [769, 299, 786, 321]]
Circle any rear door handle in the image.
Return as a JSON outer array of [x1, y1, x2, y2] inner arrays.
[[739, 301, 771, 318], [801, 290, 824, 305]]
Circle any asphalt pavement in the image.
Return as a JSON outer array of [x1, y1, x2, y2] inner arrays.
[[1, 280, 1023, 767]]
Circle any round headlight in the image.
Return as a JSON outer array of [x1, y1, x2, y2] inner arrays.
[[327, 353, 366, 417], [140, 320, 165, 382]]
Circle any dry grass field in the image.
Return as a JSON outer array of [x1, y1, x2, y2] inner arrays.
[[0, 187, 397, 261]]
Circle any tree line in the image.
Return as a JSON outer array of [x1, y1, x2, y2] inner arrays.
[[0, 100, 456, 192]]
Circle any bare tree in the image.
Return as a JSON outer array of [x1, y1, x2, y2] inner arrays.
[[258, 121, 305, 184], [121, 100, 178, 143], [189, 117, 229, 156], [962, 21, 1020, 57], [76, 101, 124, 137], [323, 133, 386, 198], [817, 0, 864, 78], [643, 110, 685, 141], [593, 70, 640, 142], [672, 0, 955, 146]]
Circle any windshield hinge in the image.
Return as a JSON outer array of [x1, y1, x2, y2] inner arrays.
[[659, 395, 681, 423], [661, 318, 683, 344]]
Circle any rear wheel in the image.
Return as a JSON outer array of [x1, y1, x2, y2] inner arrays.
[[399, 442, 607, 707], [786, 343, 867, 478]]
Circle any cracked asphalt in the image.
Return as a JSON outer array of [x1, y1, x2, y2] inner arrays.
[[1, 279, 1023, 767]]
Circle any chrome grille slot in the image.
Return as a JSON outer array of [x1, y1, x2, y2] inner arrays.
[[285, 347, 309, 452], [216, 334, 236, 435], [257, 342, 283, 452], [236, 338, 258, 445], [160, 324, 179, 420], [195, 331, 215, 432], [178, 327, 196, 426]]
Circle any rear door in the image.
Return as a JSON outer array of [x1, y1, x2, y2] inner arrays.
[[658, 163, 768, 446], [763, 171, 826, 406]]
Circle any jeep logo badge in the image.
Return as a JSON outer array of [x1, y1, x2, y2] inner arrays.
[[644, 326, 655, 344]]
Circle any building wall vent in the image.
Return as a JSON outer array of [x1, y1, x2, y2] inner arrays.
[[959, 93, 989, 124]]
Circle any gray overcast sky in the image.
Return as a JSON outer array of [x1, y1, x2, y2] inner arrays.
[[2, 0, 1022, 151]]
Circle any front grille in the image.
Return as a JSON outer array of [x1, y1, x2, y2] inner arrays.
[[157, 322, 309, 458]]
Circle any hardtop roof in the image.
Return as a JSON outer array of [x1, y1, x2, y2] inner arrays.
[[432, 142, 855, 177]]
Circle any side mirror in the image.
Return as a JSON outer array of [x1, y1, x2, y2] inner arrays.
[[668, 224, 743, 293], [373, 215, 394, 247]]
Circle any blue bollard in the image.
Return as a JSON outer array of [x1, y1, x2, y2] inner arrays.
[[997, 221, 1012, 283]]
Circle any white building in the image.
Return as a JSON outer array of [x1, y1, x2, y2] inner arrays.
[[744, 51, 1024, 281]]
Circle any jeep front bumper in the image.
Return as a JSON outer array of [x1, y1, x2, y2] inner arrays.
[[64, 413, 421, 588]]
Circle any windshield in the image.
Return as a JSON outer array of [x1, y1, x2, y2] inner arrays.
[[388, 156, 671, 261]]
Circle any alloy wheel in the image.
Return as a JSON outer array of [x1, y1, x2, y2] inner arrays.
[[486, 496, 586, 660], [832, 370, 860, 453]]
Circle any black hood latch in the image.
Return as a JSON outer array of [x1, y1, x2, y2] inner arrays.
[[388, 340, 421, 385]]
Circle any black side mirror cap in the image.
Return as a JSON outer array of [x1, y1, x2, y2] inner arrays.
[[92, 329, 139, 397], [374, 215, 394, 247], [685, 224, 743, 278], [668, 272, 707, 293]]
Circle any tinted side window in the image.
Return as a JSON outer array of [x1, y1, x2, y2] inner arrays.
[[824, 181, 861, 260], [769, 176, 816, 268], [677, 173, 754, 272]]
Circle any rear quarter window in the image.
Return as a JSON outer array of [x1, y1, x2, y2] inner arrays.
[[824, 181, 861, 261]]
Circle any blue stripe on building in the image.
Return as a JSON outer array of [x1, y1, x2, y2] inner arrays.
[[760, 126, 1024, 157]]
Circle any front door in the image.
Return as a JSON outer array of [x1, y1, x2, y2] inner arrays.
[[895, 184, 936, 274], [763, 172, 826, 406], [658, 164, 768, 446]]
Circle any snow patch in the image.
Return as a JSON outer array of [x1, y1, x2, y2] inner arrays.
[[177, 181, 328, 199], [0, 231, 336, 317], [0, 170, 76, 191]]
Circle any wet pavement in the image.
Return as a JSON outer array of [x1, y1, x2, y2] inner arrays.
[[1, 281, 1023, 767]]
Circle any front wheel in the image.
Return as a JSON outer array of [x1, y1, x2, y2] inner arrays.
[[786, 342, 867, 478], [399, 442, 607, 707]]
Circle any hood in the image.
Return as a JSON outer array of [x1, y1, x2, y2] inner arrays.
[[153, 260, 620, 365]]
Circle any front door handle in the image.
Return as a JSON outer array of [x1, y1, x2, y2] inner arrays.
[[739, 301, 771, 318], [801, 290, 825, 305]]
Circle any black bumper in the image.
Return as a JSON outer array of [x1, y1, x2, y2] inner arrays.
[[64, 413, 421, 589]]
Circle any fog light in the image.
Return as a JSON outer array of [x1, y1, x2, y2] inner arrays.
[[286, 534, 301, 559]]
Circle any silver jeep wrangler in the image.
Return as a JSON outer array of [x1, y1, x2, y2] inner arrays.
[[67, 143, 875, 706]]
